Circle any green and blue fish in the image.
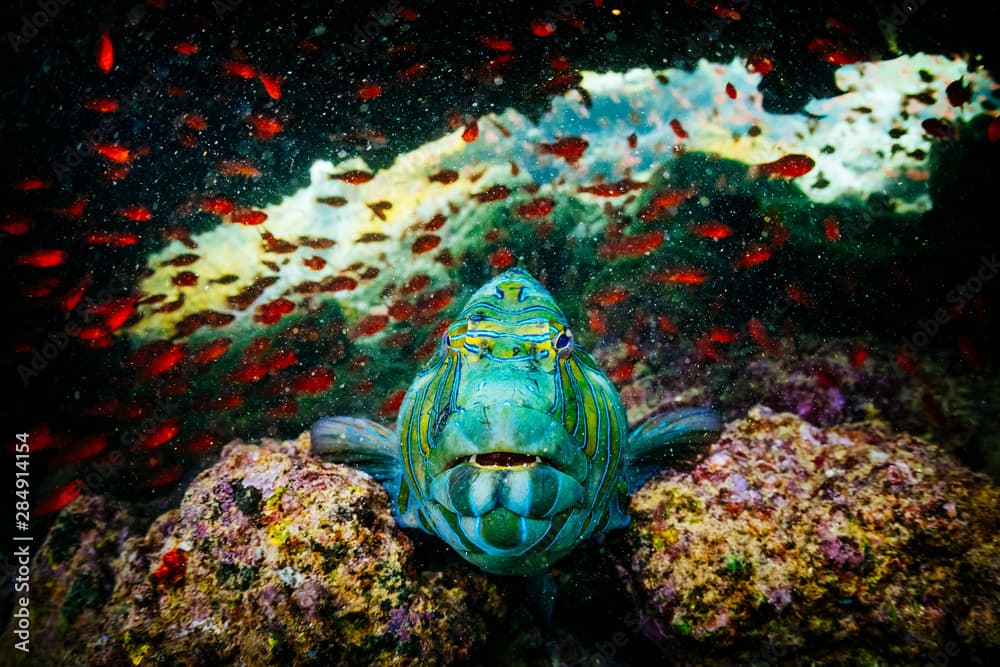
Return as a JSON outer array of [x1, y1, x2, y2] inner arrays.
[[311, 268, 720, 575]]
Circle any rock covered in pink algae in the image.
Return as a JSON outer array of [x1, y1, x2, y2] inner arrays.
[[622, 405, 1000, 665], [0, 494, 139, 667], [26, 433, 503, 666]]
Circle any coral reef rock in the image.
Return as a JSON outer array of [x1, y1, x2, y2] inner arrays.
[[12, 434, 503, 666], [623, 406, 1000, 665]]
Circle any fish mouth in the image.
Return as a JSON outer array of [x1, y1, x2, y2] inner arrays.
[[448, 452, 552, 469], [427, 402, 588, 483]]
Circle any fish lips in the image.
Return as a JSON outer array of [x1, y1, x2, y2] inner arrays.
[[427, 402, 589, 483]]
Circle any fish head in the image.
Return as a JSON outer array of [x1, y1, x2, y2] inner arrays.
[[397, 268, 629, 575]]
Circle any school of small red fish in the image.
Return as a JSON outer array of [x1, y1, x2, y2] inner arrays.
[[4, 1, 999, 514]]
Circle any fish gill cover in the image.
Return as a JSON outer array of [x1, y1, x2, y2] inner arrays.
[[0, 0, 999, 662]]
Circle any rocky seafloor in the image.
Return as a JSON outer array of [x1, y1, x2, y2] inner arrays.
[[6, 404, 999, 666]]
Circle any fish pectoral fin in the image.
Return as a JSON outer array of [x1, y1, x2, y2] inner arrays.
[[310, 416, 402, 488], [625, 407, 721, 493]]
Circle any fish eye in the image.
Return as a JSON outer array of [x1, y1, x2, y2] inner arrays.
[[555, 329, 574, 357]]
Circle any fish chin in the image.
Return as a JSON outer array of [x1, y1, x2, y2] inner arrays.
[[426, 503, 578, 575]]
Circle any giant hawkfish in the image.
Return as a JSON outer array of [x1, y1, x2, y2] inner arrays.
[[312, 268, 720, 575]]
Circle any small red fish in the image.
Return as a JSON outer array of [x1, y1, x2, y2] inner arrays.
[[193, 338, 232, 365], [785, 282, 816, 308], [139, 419, 181, 450], [52, 197, 87, 218], [848, 344, 868, 367], [401, 274, 431, 294], [746, 52, 773, 76], [748, 318, 780, 356], [172, 42, 199, 55], [182, 434, 218, 454], [647, 267, 708, 285], [56, 434, 109, 466], [669, 118, 689, 139], [147, 466, 182, 488], [586, 288, 629, 307], [231, 208, 268, 225], [91, 297, 137, 331], [597, 230, 665, 258], [357, 82, 383, 101], [329, 169, 374, 184], [725, 82, 737, 99], [424, 213, 448, 230], [734, 245, 772, 269], [231, 362, 270, 383], [36, 480, 84, 516], [530, 18, 556, 37], [290, 368, 335, 394], [17, 249, 66, 267], [412, 234, 442, 254], [472, 184, 511, 203], [807, 38, 863, 65], [823, 216, 841, 241], [83, 98, 119, 113], [538, 136, 589, 164], [514, 197, 555, 219], [120, 205, 152, 222], [222, 61, 255, 79], [322, 275, 359, 293], [350, 314, 390, 338], [96, 30, 113, 74], [711, 3, 742, 20], [710, 327, 739, 344], [10, 177, 53, 191], [895, 347, 920, 376], [367, 200, 393, 220], [689, 220, 732, 239], [182, 113, 208, 131], [588, 309, 606, 335], [489, 247, 516, 269], [267, 349, 299, 372], [988, 118, 1000, 143], [389, 300, 416, 321], [245, 114, 283, 139], [255, 298, 295, 325], [750, 154, 815, 178], [462, 119, 479, 142], [429, 170, 459, 184], [136, 342, 186, 378], [218, 160, 262, 178], [1, 214, 31, 235], [480, 35, 515, 51], [579, 178, 647, 197], [199, 197, 235, 215], [259, 73, 283, 100], [94, 143, 133, 163], [303, 256, 326, 270], [377, 389, 407, 419], [394, 62, 429, 85]]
